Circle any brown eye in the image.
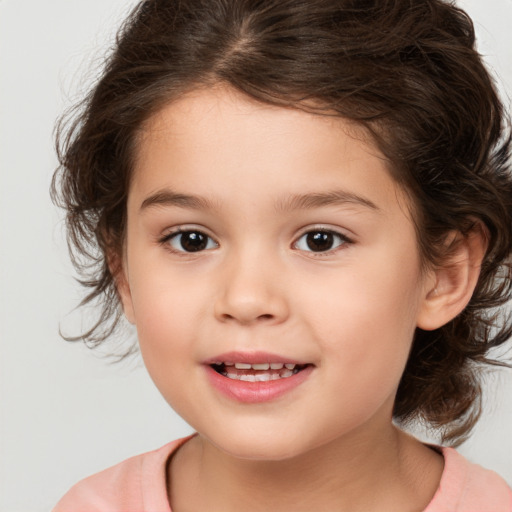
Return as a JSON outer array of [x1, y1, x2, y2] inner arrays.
[[307, 232, 334, 251], [168, 231, 217, 252], [294, 230, 347, 253]]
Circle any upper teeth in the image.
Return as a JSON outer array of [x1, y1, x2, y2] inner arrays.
[[228, 362, 296, 370]]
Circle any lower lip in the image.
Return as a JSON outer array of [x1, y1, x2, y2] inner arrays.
[[205, 365, 314, 403]]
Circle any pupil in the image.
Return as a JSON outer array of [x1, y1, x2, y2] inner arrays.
[[307, 231, 333, 252], [181, 232, 207, 252]]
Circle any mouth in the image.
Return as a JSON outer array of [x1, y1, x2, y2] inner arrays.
[[209, 362, 309, 382], [204, 353, 314, 402]]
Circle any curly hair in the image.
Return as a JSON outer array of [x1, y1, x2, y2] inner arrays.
[[52, 0, 512, 444]]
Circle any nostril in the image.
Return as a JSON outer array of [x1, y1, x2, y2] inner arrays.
[[214, 291, 288, 325], [219, 312, 275, 324]]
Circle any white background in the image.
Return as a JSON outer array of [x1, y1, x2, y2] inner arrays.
[[1, 1, 511, 510]]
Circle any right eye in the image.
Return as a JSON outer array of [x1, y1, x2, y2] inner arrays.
[[163, 230, 218, 253], [293, 228, 350, 254]]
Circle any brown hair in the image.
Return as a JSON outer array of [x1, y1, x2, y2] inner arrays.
[[52, 0, 512, 445]]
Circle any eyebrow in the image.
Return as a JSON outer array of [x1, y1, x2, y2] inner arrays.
[[275, 190, 380, 213], [140, 188, 379, 213], [140, 190, 219, 211]]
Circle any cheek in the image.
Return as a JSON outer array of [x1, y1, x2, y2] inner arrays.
[[127, 265, 207, 366], [302, 254, 423, 392], [130, 285, 202, 414], [304, 254, 421, 341]]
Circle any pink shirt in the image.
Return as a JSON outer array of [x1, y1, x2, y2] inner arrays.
[[53, 436, 512, 512]]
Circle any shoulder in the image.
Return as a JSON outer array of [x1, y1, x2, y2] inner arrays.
[[52, 436, 194, 512], [425, 447, 512, 512]]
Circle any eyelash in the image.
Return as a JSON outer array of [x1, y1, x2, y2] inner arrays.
[[159, 228, 218, 256], [293, 228, 352, 257], [159, 227, 353, 257]]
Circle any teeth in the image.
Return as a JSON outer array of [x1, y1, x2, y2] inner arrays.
[[216, 361, 305, 381], [226, 362, 297, 370], [252, 363, 270, 370], [255, 373, 271, 382], [222, 368, 301, 381]]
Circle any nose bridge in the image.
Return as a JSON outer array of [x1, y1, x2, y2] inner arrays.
[[214, 240, 289, 325]]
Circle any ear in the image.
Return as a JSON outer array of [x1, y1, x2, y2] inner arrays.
[[417, 224, 488, 331], [108, 251, 136, 325]]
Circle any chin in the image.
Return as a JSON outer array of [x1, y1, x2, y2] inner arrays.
[[205, 428, 320, 462]]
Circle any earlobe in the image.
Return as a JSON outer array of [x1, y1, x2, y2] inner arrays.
[[417, 225, 488, 331], [117, 270, 136, 325], [109, 252, 136, 325]]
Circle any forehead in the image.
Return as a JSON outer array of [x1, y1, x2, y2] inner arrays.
[[136, 86, 381, 164], [130, 86, 411, 219]]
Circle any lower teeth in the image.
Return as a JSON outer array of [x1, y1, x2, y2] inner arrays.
[[221, 369, 298, 382]]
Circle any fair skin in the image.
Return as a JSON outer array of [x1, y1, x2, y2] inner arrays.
[[117, 86, 485, 512]]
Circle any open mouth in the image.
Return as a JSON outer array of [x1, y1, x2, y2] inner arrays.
[[210, 362, 308, 382]]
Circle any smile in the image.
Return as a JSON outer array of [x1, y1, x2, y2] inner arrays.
[[205, 356, 314, 403], [210, 362, 305, 381]]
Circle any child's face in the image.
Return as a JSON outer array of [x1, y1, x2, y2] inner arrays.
[[120, 86, 435, 460]]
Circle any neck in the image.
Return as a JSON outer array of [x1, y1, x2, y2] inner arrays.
[[168, 425, 443, 512]]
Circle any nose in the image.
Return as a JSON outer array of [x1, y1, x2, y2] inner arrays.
[[213, 250, 289, 326]]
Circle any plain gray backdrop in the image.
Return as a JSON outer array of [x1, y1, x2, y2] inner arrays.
[[1, 1, 511, 510]]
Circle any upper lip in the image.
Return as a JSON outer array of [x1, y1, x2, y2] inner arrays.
[[203, 351, 309, 365]]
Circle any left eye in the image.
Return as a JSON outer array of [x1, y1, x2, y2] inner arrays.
[[294, 230, 347, 253], [166, 230, 218, 253]]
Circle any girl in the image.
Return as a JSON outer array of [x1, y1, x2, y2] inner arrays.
[[52, 0, 512, 510]]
